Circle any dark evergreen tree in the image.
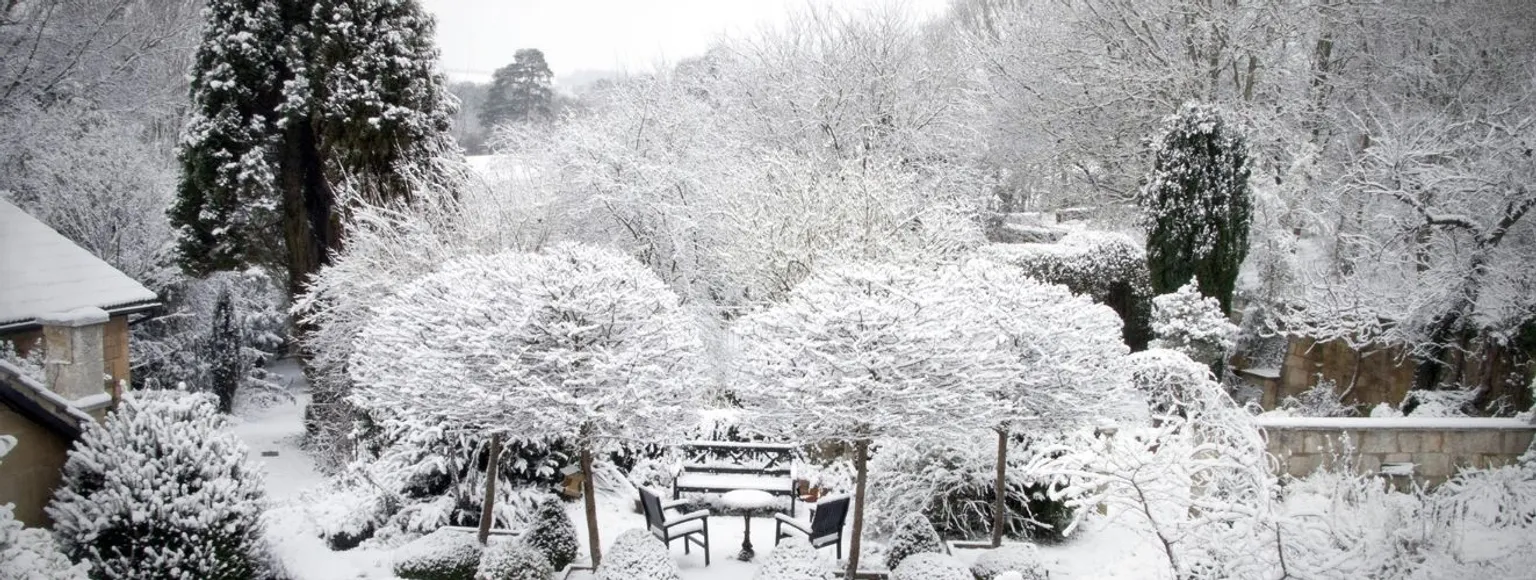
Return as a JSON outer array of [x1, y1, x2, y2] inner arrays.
[[523, 495, 579, 571], [171, 0, 456, 297], [206, 289, 243, 413], [480, 49, 554, 129], [1137, 102, 1252, 315]]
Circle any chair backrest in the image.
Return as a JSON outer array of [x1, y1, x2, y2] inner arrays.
[[638, 487, 666, 533], [810, 494, 851, 538]]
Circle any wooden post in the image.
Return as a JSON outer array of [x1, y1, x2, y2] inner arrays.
[[477, 433, 503, 544], [581, 442, 603, 567], [845, 438, 870, 579], [991, 427, 1008, 548]]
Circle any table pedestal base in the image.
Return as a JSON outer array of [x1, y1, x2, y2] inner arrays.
[[737, 513, 755, 561]]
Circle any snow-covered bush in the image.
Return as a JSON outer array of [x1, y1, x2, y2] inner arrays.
[[393, 528, 483, 580], [890, 553, 970, 580], [0, 342, 43, 382], [1277, 378, 1356, 418], [866, 436, 1081, 542], [884, 513, 947, 571], [753, 536, 832, 580], [523, 496, 578, 571], [47, 391, 268, 579], [0, 503, 87, 580], [593, 529, 679, 580], [475, 539, 550, 580], [1402, 388, 1479, 417], [0, 435, 88, 580], [970, 544, 1047, 580], [975, 230, 1155, 350], [1150, 280, 1239, 369]]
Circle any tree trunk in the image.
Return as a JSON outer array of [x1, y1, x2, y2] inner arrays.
[[581, 443, 602, 568], [279, 115, 339, 302], [846, 439, 870, 579], [477, 433, 503, 544], [991, 427, 1008, 547]]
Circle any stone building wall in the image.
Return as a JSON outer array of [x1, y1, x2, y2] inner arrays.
[[1259, 417, 1535, 488]]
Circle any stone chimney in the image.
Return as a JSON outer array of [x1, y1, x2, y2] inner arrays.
[[37, 307, 110, 401]]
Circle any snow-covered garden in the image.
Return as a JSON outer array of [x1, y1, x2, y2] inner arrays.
[[3, 0, 1535, 579]]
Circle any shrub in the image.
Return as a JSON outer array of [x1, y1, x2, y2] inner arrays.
[[971, 544, 1048, 580], [475, 540, 551, 580], [47, 391, 267, 580], [523, 495, 579, 570], [753, 536, 831, 580], [2, 503, 88, 580], [594, 529, 679, 580], [393, 528, 483, 580], [891, 553, 970, 580], [976, 231, 1153, 350], [884, 513, 946, 571], [1149, 280, 1238, 369]]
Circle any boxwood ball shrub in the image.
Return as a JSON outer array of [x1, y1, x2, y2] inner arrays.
[[523, 495, 579, 570], [885, 513, 947, 571], [753, 536, 832, 580], [595, 529, 679, 580], [393, 528, 483, 580], [47, 391, 268, 580], [475, 540, 551, 580], [971, 543, 1048, 580], [891, 553, 971, 580]]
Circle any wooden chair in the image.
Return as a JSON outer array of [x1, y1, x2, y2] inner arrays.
[[773, 493, 850, 559], [639, 486, 712, 565]]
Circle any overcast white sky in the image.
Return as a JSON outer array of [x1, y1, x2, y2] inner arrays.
[[421, 0, 952, 84]]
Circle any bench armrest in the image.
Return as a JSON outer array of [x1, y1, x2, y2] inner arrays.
[[665, 509, 711, 527]]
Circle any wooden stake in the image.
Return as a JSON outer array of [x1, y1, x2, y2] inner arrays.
[[478, 433, 503, 544]]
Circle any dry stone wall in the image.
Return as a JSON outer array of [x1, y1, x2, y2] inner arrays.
[[1259, 417, 1535, 488]]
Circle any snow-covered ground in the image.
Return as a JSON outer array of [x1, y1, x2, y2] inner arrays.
[[229, 358, 1165, 579]]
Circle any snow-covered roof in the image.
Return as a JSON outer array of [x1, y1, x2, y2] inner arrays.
[[0, 199, 159, 329]]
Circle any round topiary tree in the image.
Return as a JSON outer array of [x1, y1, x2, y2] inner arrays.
[[593, 529, 679, 580], [393, 528, 483, 580], [753, 536, 832, 580], [971, 543, 1048, 580], [884, 513, 947, 571], [890, 553, 970, 580], [523, 495, 579, 571], [475, 540, 551, 580], [1137, 102, 1252, 316], [47, 391, 267, 580]]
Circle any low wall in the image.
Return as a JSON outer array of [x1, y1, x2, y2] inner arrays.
[[1258, 416, 1536, 488]]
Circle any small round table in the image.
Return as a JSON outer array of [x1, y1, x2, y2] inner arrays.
[[720, 489, 778, 561]]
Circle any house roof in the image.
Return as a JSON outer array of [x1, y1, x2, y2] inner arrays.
[[0, 199, 160, 330]]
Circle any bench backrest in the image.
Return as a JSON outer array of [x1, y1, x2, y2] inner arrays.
[[810, 494, 851, 539], [679, 441, 797, 472]]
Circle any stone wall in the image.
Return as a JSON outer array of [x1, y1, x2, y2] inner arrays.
[[1265, 336, 1532, 413], [1259, 417, 1535, 488]]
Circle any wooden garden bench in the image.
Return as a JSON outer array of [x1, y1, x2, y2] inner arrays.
[[672, 440, 800, 516]]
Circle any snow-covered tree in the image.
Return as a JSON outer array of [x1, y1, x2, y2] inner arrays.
[[1150, 280, 1239, 370], [1138, 102, 1252, 316], [522, 496, 578, 571], [953, 258, 1131, 545], [974, 232, 1155, 351], [349, 243, 706, 566], [173, 0, 455, 295], [593, 530, 679, 580], [734, 263, 1003, 577], [481, 49, 554, 128], [206, 289, 243, 413], [47, 391, 268, 579], [884, 513, 946, 571]]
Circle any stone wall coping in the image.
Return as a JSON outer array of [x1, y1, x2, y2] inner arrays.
[[1257, 416, 1536, 431]]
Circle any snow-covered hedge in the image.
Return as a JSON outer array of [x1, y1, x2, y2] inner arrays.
[[594, 529, 679, 580], [47, 391, 269, 579], [975, 231, 1153, 350], [523, 495, 579, 571], [890, 553, 970, 580], [970, 543, 1047, 580], [393, 528, 483, 580], [475, 539, 550, 580], [884, 513, 946, 571], [753, 537, 832, 580]]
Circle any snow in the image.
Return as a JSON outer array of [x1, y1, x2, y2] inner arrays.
[[677, 473, 793, 493], [0, 199, 159, 327], [1255, 416, 1536, 430], [230, 358, 324, 502]]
